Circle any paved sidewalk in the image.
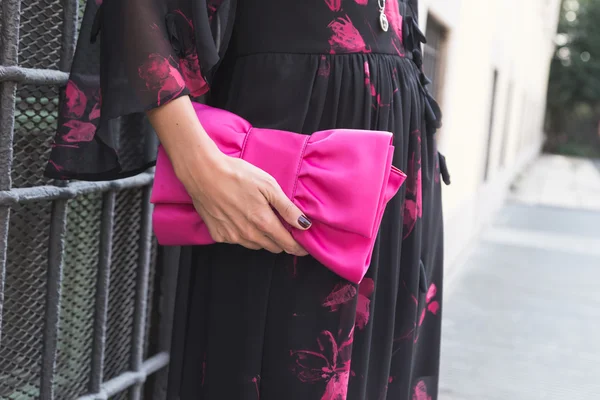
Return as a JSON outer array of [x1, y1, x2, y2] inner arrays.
[[439, 155, 600, 400], [508, 154, 600, 212]]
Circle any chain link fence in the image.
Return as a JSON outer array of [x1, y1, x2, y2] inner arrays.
[[0, 0, 179, 398]]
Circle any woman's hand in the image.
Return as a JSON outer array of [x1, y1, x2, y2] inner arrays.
[[186, 153, 310, 255], [148, 96, 310, 256]]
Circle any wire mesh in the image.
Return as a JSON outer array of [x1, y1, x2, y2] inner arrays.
[[104, 189, 141, 382], [0, 0, 172, 397], [12, 84, 59, 188], [77, 0, 86, 30], [18, 0, 63, 70], [0, 201, 52, 400], [52, 193, 102, 399], [0, 187, 161, 400], [102, 188, 158, 400]]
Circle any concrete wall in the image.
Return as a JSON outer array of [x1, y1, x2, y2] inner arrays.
[[417, 0, 562, 270]]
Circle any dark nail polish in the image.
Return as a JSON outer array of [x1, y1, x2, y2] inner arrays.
[[298, 215, 312, 229]]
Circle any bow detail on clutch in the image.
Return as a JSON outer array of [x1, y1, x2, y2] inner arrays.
[[151, 103, 406, 284]]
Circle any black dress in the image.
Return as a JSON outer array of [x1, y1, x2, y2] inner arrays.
[[46, 0, 448, 399]]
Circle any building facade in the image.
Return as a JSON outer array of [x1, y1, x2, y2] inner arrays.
[[418, 0, 562, 269]]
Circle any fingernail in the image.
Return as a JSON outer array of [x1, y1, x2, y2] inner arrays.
[[298, 215, 312, 229]]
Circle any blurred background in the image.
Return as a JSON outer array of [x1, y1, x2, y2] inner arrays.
[[421, 0, 600, 398], [0, 0, 599, 399]]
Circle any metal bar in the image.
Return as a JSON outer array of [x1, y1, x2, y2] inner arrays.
[[129, 186, 153, 400], [0, 0, 21, 67], [0, 0, 22, 345], [39, 200, 69, 400], [77, 352, 170, 400], [37, 2, 79, 394], [0, 207, 9, 345], [0, 66, 70, 85], [88, 192, 116, 393], [0, 171, 154, 206], [0, 85, 16, 191]]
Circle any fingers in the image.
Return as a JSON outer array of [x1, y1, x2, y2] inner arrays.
[[245, 231, 285, 254], [238, 237, 283, 254], [247, 210, 307, 256], [192, 168, 311, 256], [236, 238, 262, 250], [203, 209, 288, 254], [206, 218, 284, 254], [211, 228, 284, 254], [204, 211, 304, 255], [262, 177, 312, 231]]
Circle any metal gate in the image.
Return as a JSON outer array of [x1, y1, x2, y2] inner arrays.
[[0, 0, 178, 399]]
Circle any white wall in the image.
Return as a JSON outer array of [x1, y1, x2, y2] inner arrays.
[[418, 0, 562, 270]]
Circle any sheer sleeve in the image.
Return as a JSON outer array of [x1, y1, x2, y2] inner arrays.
[[45, 0, 235, 181]]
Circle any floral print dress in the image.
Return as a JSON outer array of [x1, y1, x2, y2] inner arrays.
[[46, 0, 449, 399]]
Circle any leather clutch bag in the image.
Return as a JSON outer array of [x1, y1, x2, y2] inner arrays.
[[150, 102, 406, 284]]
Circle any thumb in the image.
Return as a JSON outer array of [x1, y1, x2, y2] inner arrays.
[[268, 183, 312, 230]]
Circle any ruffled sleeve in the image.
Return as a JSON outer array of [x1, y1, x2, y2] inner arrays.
[[45, 0, 235, 181]]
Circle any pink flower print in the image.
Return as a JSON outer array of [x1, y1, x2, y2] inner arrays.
[[396, 284, 439, 344], [394, 324, 416, 343], [89, 90, 101, 121], [150, 22, 161, 33], [251, 375, 261, 399], [321, 279, 374, 330], [364, 62, 390, 109], [47, 159, 64, 172], [328, 16, 371, 54], [384, 0, 405, 56], [412, 380, 432, 400], [323, 283, 357, 312], [403, 132, 422, 239], [418, 284, 440, 327], [392, 67, 400, 94], [384, 0, 403, 40], [318, 55, 331, 77], [207, 0, 224, 20], [324, 0, 342, 12], [64, 80, 87, 119], [178, 51, 209, 97], [170, 10, 209, 97], [138, 54, 186, 106], [291, 329, 354, 400], [355, 278, 374, 330], [426, 283, 436, 303], [173, 9, 194, 28], [62, 120, 96, 143], [354, 0, 368, 5], [395, 281, 439, 344], [364, 62, 376, 96]]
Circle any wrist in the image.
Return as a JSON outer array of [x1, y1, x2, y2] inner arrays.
[[171, 136, 227, 188], [146, 96, 228, 190]]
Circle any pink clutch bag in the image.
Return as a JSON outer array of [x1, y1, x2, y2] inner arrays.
[[150, 102, 406, 284]]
